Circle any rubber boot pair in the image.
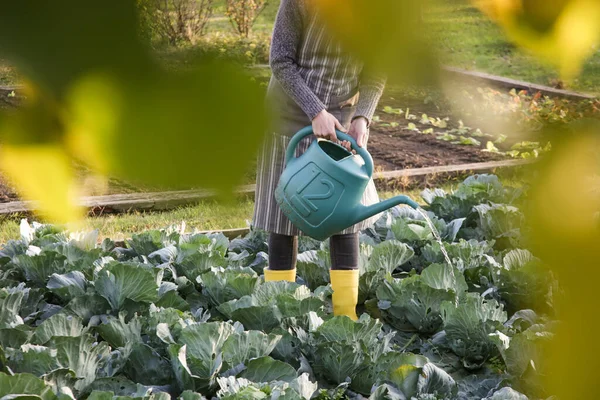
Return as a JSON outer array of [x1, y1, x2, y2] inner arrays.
[[263, 267, 359, 321]]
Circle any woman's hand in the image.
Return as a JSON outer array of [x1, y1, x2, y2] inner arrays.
[[312, 109, 346, 142], [348, 117, 368, 147], [340, 117, 369, 154]]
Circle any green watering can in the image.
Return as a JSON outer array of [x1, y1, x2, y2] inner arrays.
[[275, 126, 420, 241]]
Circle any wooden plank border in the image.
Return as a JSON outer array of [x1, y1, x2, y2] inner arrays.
[[4, 67, 597, 102], [249, 64, 597, 101], [0, 159, 533, 216], [372, 159, 533, 179], [441, 67, 596, 101], [0, 85, 23, 98], [0, 85, 22, 92]]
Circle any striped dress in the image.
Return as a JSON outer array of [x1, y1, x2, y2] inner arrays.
[[252, 0, 387, 237]]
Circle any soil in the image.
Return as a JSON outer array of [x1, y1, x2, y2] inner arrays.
[[365, 85, 503, 171], [368, 127, 501, 171], [367, 125, 505, 191], [0, 86, 23, 110]]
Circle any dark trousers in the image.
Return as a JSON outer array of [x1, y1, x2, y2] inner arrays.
[[268, 232, 359, 271]]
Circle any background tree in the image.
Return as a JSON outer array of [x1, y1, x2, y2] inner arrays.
[[141, 0, 215, 45], [226, 0, 268, 38]]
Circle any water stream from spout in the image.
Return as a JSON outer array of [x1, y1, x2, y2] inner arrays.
[[416, 208, 453, 267]]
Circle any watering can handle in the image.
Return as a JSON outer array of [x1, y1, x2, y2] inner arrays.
[[284, 125, 374, 177]]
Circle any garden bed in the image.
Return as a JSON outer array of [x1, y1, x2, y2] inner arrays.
[[368, 128, 502, 171], [2, 75, 594, 204], [0, 82, 511, 204], [0, 131, 505, 205], [0, 174, 553, 399]]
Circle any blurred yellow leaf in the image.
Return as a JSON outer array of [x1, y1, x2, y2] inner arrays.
[[527, 125, 599, 251], [0, 0, 268, 223], [0, 145, 82, 224], [526, 123, 600, 398], [66, 75, 122, 176], [473, 0, 600, 80], [314, 0, 438, 84]]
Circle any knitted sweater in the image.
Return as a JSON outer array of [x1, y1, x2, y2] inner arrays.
[[270, 0, 386, 122]]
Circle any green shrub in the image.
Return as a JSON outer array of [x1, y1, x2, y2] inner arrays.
[[139, 0, 215, 46], [197, 32, 270, 65]]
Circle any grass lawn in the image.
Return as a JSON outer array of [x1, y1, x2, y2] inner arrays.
[[426, 0, 600, 94], [1, 0, 598, 94], [0, 170, 526, 244], [0, 197, 256, 243], [207, 0, 600, 94], [0, 187, 453, 243]]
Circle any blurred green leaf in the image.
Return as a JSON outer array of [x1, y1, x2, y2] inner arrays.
[[525, 123, 600, 398], [0, 0, 268, 224], [473, 0, 600, 79], [315, 0, 438, 84]]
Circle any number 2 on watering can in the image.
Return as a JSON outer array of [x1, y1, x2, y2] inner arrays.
[[291, 166, 335, 216]]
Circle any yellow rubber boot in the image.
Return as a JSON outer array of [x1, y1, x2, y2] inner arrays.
[[330, 269, 359, 321], [263, 268, 296, 282]]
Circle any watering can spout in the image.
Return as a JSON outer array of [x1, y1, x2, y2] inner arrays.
[[354, 195, 420, 225]]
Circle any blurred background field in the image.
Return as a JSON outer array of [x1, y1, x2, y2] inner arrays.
[[0, 0, 596, 94], [4, 0, 599, 94]]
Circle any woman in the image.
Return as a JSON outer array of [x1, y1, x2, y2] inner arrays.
[[252, 0, 386, 321]]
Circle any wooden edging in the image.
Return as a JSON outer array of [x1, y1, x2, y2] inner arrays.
[[249, 64, 597, 101], [4, 67, 597, 102], [441, 67, 596, 101], [372, 159, 533, 180], [0, 185, 257, 215], [0, 159, 533, 216], [0, 85, 22, 94]]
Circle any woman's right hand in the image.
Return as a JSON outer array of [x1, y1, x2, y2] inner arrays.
[[312, 109, 347, 142]]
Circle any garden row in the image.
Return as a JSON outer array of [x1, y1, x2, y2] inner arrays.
[[371, 84, 599, 162], [0, 174, 556, 399]]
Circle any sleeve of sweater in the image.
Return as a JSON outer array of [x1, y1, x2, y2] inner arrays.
[[354, 68, 387, 124], [269, 0, 327, 120]]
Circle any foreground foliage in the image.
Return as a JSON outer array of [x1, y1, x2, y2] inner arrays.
[[0, 175, 557, 399]]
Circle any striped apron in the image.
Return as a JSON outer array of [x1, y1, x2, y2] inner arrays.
[[252, 78, 380, 237]]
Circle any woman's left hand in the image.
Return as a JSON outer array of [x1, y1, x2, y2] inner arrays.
[[340, 117, 369, 153]]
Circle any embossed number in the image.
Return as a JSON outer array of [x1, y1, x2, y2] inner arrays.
[[301, 179, 334, 211]]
